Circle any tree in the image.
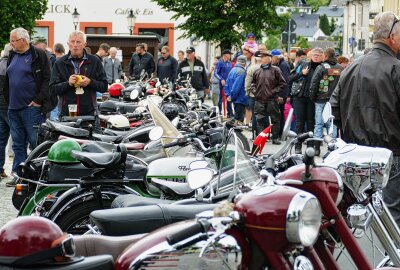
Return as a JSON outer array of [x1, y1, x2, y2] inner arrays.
[[296, 36, 309, 48], [330, 17, 336, 34], [0, 0, 48, 48], [152, 0, 291, 50], [265, 34, 282, 50], [306, 0, 330, 12], [319, 14, 331, 35]]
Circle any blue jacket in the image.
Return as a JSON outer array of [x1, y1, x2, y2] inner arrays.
[[225, 64, 248, 105], [215, 59, 232, 88]]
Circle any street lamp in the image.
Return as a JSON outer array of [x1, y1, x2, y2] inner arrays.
[[72, 7, 80, 30], [127, 9, 136, 35], [351, 22, 356, 54]]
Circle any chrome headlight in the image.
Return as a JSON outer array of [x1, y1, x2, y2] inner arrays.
[[286, 192, 322, 246]]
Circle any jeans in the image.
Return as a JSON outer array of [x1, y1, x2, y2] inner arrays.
[[219, 88, 233, 117], [8, 106, 45, 171], [0, 109, 10, 173], [50, 106, 59, 121], [233, 103, 245, 122], [383, 156, 400, 227], [314, 102, 337, 138]]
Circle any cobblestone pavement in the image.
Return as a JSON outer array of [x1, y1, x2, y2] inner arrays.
[[0, 155, 18, 228]]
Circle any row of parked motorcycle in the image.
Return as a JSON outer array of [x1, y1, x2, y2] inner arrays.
[[0, 73, 398, 269]]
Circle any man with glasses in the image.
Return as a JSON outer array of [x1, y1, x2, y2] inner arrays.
[[177, 47, 209, 101], [4, 28, 52, 186], [156, 46, 178, 83], [330, 11, 400, 226]]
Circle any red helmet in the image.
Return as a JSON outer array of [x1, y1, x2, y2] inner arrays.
[[108, 83, 124, 97], [0, 216, 75, 265]]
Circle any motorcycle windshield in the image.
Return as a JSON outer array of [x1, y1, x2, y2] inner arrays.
[[147, 95, 181, 147], [215, 130, 259, 194]]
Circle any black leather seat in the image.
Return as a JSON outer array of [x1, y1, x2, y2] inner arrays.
[[0, 254, 114, 270], [102, 128, 133, 137], [81, 141, 118, 153], [114, 102, 138, 114], [111, 194, 174, 208], [90, 204, 217, 236], [91, 133, 123, 144], [151, 178, 194, 197], [71, 151, 122, 169], [46, 120, 90, 138]]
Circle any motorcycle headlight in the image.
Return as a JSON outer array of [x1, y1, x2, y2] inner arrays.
[[286, 192, 322, 246]]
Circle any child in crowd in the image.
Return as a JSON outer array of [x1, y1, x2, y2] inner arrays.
[[241, 33, 258, 55]]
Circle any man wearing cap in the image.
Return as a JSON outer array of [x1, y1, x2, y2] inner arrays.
[[177, 47, 209, 101], [271, 49, 291, 136], [225, 55, 248, 123], [215, 49, 233, 116], [252, 50, 287, 144]]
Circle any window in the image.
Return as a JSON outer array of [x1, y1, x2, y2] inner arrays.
[[80, 22, 112, 35], [85, 27, 107, 34]]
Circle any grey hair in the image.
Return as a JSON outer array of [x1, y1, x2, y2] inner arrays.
[[10, 28, 30, 42], [109, 47, 118, 53], [1, 44, 12, 58], [311, 47, 323, 55], [68, 30, 87, 43], [374, 11, 400, 40]]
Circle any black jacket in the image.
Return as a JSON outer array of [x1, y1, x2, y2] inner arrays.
[[4, 44, 52, 113], [309, 58, 343, 102], [330, 42, 400, 155], [177, 58, 209, 91], [49, 51, 107, 117], [157, 55, 178, 83], [129, 52, 155, 79], [290, 60, 320, 98]]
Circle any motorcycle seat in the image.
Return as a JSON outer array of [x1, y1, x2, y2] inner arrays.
[[90, 203, 217, 236], [102, 128, 132, 137], [91, 133, 123, 144], [71, 150, 123, 169], [82, 141, 145, 154], [0, 254, 113, 270], [46, 120, 90, 138], [114, 102, 139, 114], [151, 178, 194, 197]]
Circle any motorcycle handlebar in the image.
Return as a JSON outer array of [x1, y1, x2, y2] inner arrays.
[[297, 132, 314, 143], [211, 192, 230, 203], [163, 139, 184, 148], [167, 219, 210, 245]]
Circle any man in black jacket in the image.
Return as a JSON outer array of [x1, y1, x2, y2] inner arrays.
[[330, 11, 400, 226], [309, 47, 342, 155], [5, 28, 52, 181], [156, 45, 178, 83], [49, 31, 107, 120], [129, 43, 155, 79], [177, 47, 209, 101]]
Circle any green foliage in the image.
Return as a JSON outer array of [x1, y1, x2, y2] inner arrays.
[[0, 0, 48, 48], [306, 0, 330, 12], [296, 36, 309, 48], [265, 34, 282, 50], [152, 0, 291, 50], [319, 14, 331, 35], [330, 17, 336, 33]]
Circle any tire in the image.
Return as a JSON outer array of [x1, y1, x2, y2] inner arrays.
[[234, 130, 250, 152], [54, 200, 112, 235]]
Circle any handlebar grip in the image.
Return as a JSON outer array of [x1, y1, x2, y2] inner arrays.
[[304, 147, 315, 166], [167, 219, 210, 245], [163, 141, 181, 148], [297, 132, 313, 143]]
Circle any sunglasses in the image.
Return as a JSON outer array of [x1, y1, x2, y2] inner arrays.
[[161, 52, 167, 54], [388, 15, 400, 38]]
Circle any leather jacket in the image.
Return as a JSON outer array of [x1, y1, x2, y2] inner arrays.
[[330, 42, 400, 155], [309, 58, 343, 102], [253, 65, 286, 103]]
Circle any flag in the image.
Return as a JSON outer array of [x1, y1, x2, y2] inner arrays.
[[251, 125, 273, 156]]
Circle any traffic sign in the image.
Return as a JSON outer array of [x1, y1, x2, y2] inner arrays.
[[281, 33, 297, 45], [284, 19, 297, 33]]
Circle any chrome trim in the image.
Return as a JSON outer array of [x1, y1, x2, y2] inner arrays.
[[286, 191, 322, 246], [293, 255, 314, 270], [334, 169, 344, 206]]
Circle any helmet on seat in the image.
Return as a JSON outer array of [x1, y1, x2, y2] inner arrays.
[[99, 100, 117, 114], [106, 115, 130, 130], [160, 101, 187, 120], [108, 83, 124, 97], [0, 216, 64, 257], [48, 139, 82, 163]]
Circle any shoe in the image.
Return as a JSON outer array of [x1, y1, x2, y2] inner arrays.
[[272, 139, 281, 145], [295, 144, 302, 154], [6, 179, 16, 187], [1, 171, 8, 178]]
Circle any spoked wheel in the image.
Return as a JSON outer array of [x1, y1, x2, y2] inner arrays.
[[54, 200, 112, 235], [234, 130, 250, 152]]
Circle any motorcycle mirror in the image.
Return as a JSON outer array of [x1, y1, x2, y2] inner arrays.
[[149, 126, 164, 141], [187, 168, 214, 190], [322, 102, 333, 123], [130, 89, 139, 100], [189, 160, 208, 170], [281, 108, 294, 141]]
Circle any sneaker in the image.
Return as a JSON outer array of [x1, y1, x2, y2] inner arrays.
[[6, 179, 16, 187]]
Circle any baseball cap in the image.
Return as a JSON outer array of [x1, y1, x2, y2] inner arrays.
[[271, 49, 282, 56], [246, 33, 256, 38], [186, 46, 195, 53], [222, 49, 232, 55], [254, 50, 272, 57], [236, 55, 247, 64]]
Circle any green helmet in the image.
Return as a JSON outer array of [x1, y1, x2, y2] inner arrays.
[[48, 139, 82, 163]]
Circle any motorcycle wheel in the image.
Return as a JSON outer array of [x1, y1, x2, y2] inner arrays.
[[54, 200, 112, 235], [234, 130, 250, 152]]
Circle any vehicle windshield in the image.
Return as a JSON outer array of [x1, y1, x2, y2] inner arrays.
[[215, 130, 259, 194]]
